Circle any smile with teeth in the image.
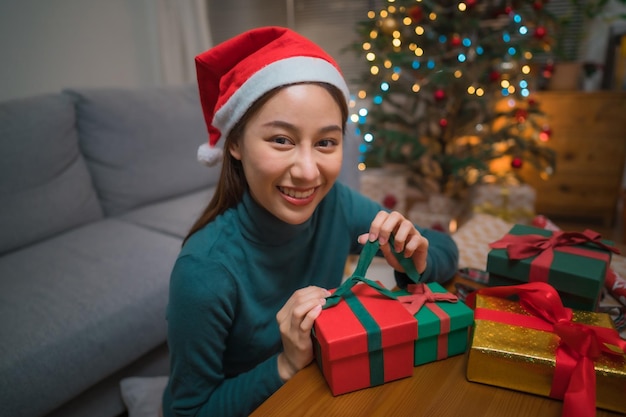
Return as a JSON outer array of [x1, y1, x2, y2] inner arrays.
[[278, 186, 315, 199]]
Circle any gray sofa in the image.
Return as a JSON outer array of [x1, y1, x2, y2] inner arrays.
[[0, 84, 360, 417]]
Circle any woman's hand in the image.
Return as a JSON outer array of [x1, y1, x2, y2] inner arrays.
[[276, 285, 330, 381], [357, 210, 429, 274]]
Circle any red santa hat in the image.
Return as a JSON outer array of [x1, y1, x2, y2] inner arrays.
[[195, 26, 351, 166]]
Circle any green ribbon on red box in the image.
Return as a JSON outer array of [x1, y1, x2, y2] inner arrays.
[[325, 238, 422, 309], [322, 238, 422, 387], [489, 228, 620, 283], [467, 282, 626, 417]]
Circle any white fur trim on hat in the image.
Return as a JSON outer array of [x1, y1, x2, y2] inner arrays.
[[212, 56, 350, 149], [197, 143, 223, 167]]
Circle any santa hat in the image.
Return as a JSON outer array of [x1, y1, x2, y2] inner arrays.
[[195, 26, 351, 166]]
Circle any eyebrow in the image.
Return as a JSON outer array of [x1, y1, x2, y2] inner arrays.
[[262, 120, 343, 134]]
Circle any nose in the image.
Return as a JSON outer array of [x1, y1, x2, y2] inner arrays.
[[291, 148, 319, 182]]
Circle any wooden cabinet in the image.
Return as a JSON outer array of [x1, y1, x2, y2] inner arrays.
[[519, 91, 626, 226]]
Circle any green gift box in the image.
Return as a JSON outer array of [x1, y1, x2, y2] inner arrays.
[[486, 224, 619, 311], [395, 282, 474, 366]]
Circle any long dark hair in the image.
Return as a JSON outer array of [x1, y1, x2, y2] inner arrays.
[[183, 82, 349, 245]]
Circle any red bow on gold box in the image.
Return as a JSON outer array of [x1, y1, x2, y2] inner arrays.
[[466, 282, 626, 417]]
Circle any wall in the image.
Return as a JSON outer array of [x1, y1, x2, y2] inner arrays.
[[0, 0, 161, 101], [208, 0, 288, 45], [207, 0, 368, 92]]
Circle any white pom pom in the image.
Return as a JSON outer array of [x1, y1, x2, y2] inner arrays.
[[197, 143, 223, 166]]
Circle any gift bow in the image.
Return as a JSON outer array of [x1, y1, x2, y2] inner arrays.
[[489, 229, 620, 282], [490, 229, 620, 260], [396, 283, 458, 315], [325, 238, 423, 309], [467, 282, 626, 417]]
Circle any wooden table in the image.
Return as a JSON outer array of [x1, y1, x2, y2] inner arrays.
[[250, 353, 623, 417]]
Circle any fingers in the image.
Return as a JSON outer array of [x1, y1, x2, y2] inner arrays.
[[300, 304, 323, 332], [277, 286, 329, 334], [366, 210, 416, 250], [364, 210, 430, 274], [276, 286, 330, 380], [378, 240, 403, 270], [357, 233, 369, 245], [366, 210, 398, 245], [368, 211, 414, 247]]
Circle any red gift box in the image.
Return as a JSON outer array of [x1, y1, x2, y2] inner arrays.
[[312, 280, 417, 396]]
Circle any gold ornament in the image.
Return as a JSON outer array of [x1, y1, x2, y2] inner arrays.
[[379, 17, 399, 35]]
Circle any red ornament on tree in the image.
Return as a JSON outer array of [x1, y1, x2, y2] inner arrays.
[[542, 62, 555, 78], [539, 126, 552, 142], [511, 157, 523, 169], [439, 118, 448, 128], [533, 1, 544, 10], [515, 109, 528, 123], [434, 89, 446, 101], [465, 0, 477, 8], [489, 70, 501, 82], [382, 194, 398, 210], [533, 26, 547, 39], [408, 5, 423, 22], [450, 34, 462, 47]]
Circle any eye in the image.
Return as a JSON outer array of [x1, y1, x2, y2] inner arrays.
[[270, 136, 293, 146], [317, 138, 340, 149]]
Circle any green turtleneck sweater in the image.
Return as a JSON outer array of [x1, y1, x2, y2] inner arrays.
[[162, 182, 458, 417]]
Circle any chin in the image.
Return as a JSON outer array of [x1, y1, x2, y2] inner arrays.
[[279, 211, 315, 225]]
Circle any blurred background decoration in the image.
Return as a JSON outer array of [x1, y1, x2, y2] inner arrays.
[[349, 0, 559, 201]]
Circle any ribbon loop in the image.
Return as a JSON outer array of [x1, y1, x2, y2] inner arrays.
[[325, 239, 422, 309], [324, 275, 397, 309]]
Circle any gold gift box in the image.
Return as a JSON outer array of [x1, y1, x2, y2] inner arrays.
[[466, 294, 626, 414]]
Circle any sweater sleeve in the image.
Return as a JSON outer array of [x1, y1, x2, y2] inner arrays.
[[163, 255, 283, 417]]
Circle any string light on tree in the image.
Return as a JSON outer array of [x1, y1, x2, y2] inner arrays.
[[349, 0, 557, 197]]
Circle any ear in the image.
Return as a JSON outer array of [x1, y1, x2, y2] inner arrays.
[[229, 142, 242, 161]]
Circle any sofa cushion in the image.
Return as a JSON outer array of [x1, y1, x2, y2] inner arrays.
[[118, 187, 215, 239], [0, 219, 181, 417], [0, 93, 103, 255], [65, 85, 221, 216]]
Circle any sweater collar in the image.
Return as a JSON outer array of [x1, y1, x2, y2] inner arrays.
[[238, 189, 314, 245]]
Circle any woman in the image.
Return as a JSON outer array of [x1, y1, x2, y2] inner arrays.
[[163, 26, 458, 417]]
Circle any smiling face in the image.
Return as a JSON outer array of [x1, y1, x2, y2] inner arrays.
[[228, 83, 344, 225]]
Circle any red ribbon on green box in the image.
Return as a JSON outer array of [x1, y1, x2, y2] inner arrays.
[[397, 283, 458, 359], [489, 228, 620, 283], [467, 282, 626, 417]]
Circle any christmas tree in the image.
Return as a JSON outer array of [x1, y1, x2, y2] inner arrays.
[[350, 0, 558, 199]]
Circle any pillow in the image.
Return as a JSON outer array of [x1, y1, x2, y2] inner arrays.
[[120, 376, 169, 417], [65, 85, 221, 216]]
